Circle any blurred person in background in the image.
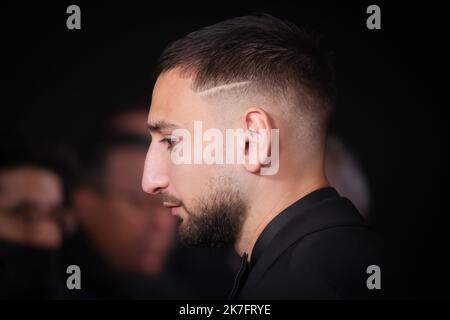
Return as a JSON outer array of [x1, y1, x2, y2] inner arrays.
[[325, 134, 371, 219], [63, 106, 178, 298], [65, 106, 235, 299], [0, 141, 75, 299]]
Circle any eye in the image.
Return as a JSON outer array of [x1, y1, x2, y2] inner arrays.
[[159, 136, 177, 150]]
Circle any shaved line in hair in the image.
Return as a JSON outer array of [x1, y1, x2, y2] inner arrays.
[[196, 81, 252, 97]]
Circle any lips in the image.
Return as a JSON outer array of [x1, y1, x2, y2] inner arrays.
[[162, 201, 181, 209], [163, 202, 182, 221], [162, 203, 184, 226]]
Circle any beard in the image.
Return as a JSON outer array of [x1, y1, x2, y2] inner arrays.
[[169, 175, 247, 248]]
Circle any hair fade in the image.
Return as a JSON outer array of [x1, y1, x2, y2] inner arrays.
[[155, 14, 336, 132]]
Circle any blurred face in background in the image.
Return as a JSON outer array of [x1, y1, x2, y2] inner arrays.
[[73, 110, 177, 275], [0, 166, 63, 248]]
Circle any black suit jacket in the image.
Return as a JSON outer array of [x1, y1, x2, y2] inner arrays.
[[232, 188, 385, 299]]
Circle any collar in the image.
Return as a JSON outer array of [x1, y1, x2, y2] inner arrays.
[[249, 187, 339, 268]]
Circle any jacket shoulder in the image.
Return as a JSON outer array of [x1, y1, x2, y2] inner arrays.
[[279, 225, 384, 298]]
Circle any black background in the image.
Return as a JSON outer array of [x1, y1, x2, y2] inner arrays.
[[2, 1, 448, 298]]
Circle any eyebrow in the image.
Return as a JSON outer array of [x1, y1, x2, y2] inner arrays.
[[147, 120, 180, 133]]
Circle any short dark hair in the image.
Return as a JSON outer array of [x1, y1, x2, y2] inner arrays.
[[155, 14, 336, 133]]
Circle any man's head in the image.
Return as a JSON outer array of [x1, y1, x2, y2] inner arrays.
[[73, 108, 176, 275], [0, 144, 72, 249], [142, 15, 335, 248]]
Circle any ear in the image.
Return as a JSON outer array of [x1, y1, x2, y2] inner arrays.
[[241, 107, 274, 174]]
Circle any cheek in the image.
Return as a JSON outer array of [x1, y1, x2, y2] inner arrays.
[[0, 214, 28, 243], [107, 201, 144, 227], [101, 203, 147, 251], [29, 220, 61, 248], [169, 163, 215, 200]]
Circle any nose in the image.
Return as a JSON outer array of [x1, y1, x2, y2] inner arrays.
[[142, 148, 170, 195]]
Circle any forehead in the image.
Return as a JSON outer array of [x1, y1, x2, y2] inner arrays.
[[112, 109, 148, 136], [149, 69, 210, 126], [0, 166, 62, 206]]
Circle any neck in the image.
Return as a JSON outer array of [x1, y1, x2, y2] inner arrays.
[[235, 173, 329, 260]]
